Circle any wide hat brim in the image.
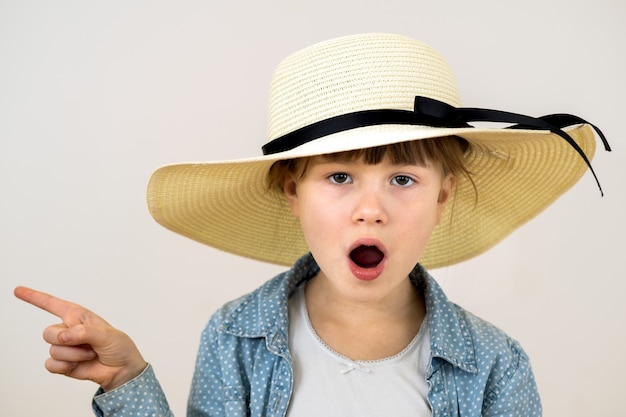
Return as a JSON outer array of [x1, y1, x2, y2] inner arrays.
[[147, 122, 596, 269], [147, 33, 601, 269]]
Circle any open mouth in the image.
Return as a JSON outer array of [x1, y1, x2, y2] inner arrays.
[[349, 245, 385, 268]]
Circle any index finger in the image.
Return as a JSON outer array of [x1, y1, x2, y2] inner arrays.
[[14, 286, 82, 320]]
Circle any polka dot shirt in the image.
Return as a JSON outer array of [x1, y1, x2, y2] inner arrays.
[[93, 253, 541, 416]]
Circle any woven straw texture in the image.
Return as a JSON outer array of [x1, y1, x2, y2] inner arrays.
[[147, 33, 597, 268]]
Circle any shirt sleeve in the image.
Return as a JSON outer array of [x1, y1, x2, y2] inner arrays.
[[92, 363, 174, 417], [482, 342, 542, 417]]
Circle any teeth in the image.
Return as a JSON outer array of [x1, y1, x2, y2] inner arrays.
[[350, 245, 384, 268]]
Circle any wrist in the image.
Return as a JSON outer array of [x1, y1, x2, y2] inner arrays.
[[101, 361, 149, 392]]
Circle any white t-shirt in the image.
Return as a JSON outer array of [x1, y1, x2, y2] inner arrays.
[[286, 284, 432, 416]]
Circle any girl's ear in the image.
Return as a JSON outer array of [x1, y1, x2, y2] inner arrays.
[[439, 173, 455, 202], [436, 174, 455, 222], [283, 177, 299, 217]]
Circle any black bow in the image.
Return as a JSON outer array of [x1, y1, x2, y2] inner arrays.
[[262, 96, 610, 195]]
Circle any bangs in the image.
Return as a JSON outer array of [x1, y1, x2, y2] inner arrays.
[[321, 141, 431, 166], [320, 136, 470, 175], [266, 136, 472, 194]]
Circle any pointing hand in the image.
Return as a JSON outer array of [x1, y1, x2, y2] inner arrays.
[[14, 286, 147, 392]]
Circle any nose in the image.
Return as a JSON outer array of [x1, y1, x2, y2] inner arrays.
[[352, 186, 388, 225]]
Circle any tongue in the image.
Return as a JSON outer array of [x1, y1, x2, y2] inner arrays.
[[350, 245, 384, 268]]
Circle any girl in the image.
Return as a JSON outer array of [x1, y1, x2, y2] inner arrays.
[[15, 32, 608, 416]]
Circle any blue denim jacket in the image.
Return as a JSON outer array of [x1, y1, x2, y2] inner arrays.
[[94, 253, 541, 417]]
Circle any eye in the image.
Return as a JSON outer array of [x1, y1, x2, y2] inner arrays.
[[328, 173, 352, 184], [391, 175, 415, 187]]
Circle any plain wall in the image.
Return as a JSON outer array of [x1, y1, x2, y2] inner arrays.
[[1, 0, 624, 415]]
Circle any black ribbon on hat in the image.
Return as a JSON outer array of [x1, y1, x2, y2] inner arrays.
[[262, 96, 611, 195]]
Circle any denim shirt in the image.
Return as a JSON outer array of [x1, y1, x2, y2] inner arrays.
[[93, 253, 541, 417]]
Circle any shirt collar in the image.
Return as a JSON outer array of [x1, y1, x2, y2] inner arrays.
[[221, 253, 477, 373], [218, 253, 317, 354], [410, 265, 478, 374]]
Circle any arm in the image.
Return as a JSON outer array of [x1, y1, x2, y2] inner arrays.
[[14, 286, 175, 416], [482, 343, 542, 417], [92, 363, 173, 417]]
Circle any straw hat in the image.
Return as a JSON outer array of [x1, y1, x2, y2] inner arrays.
[[147, 33, 608, 269]]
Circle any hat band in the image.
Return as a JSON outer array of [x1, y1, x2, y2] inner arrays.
[[262, 96, 611, 195]]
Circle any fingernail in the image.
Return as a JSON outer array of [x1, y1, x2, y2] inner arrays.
[[58, 331, 70, 344]]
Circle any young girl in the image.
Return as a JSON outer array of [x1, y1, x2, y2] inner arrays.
[[14, 33, 608, 416]]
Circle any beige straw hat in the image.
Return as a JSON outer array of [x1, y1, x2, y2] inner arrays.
[[147, 33, 609, 269]]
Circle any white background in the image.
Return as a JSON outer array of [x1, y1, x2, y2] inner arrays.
[[1, 0, 624, 415]]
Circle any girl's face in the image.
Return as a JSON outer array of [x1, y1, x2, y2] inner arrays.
[[284, 155, 454, 306]]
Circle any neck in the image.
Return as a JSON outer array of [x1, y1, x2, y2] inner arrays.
[[304, 272, 425, 360]]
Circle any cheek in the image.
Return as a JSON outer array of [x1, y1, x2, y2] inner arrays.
[[296, 203, 339, 259], [297, 193, 346, 242], [297, 198, 335, 227], [397, 198, 443, 238]]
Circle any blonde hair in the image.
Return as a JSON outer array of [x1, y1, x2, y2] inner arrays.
[[266, 136, 472, 194]]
